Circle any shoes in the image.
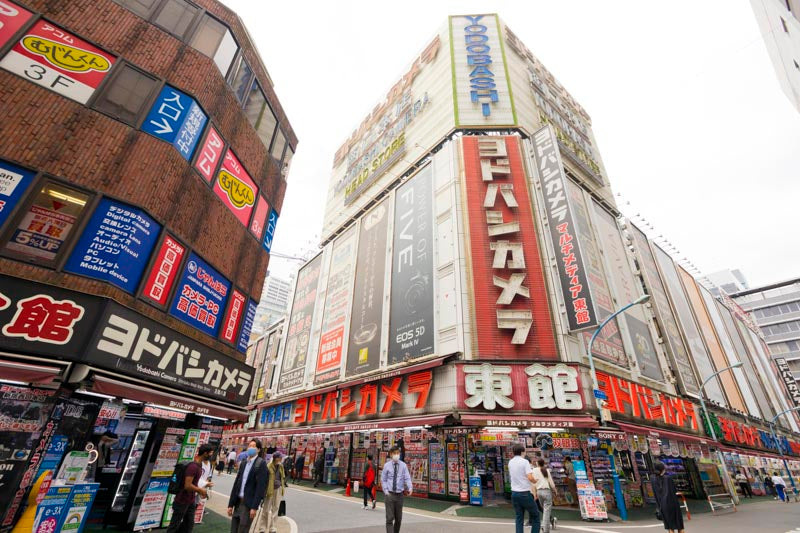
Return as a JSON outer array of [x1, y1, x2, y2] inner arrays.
[[372, 500, 376, 509]]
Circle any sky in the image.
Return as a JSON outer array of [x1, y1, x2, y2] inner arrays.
[[222, 0, 800, 289]]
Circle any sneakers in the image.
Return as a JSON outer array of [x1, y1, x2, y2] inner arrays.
[[362, 505, 368, 510], [372, 499, 376, 509]]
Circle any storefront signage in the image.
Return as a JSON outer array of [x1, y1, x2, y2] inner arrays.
[[775, 357, 800, 408], [0, 1, 32, 49], [64, 198, 161, 293], [249, 195, 270, 240], [237, 299, 257, 354], [456, 363, 582, 411], [193, 125, 224, 184], [142, 85, 208, 160], [0, 159, 35, 229], [262, 208, 278, 253], [59, 482, 98, 533], [213, 148, 257, 227], [344, 131, 407, 205], [133, 479, 169, 531], [85, 301, 253, 405], [169, 251, 230, 337], [140, 234, 185, 307], [219, 289, 246, 345], [0, 19, 115, 103], [143, 405, 187, 421]]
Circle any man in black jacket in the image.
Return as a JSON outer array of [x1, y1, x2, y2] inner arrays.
[[227, 439, 268, 533], [313, 448, 325, 487]]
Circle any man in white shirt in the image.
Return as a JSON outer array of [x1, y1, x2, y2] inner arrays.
[[772, 471, 788, 502], [508, 444, 540, 533]]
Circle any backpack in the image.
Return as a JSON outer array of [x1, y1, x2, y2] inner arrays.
[[168, 463, 188, 495]]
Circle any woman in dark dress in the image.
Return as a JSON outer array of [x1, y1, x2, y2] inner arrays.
[[651, 461, 685, 533]]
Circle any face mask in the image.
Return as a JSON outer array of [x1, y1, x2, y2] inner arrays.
[[247, 447, 258, 457], [392, 454, 400, 462]]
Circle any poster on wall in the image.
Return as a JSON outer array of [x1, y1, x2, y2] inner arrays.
[[0, 1, 33, 49], [140, 234, 186, 307], [278, 254, 323, 391], [0, 159, 36, 229], [389, 166, 435, 364], [213, 148, 258, 227], [315, 225, 357, 385], [0, 19, 116, 103], [142, 85, 208, 161], [168, 252, 231, 337], [428, 442, 446, 495], [346, 199, 389, 377], [64, 198, 161, 293]]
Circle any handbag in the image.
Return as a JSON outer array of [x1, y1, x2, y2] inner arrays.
[[278, 499, 286, 517]]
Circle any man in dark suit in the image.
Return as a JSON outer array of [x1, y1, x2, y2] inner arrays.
[[227, 439, 268, 533]]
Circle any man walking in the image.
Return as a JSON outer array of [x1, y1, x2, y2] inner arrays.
[[735, 470, 753, 498], [166, 444, 213, 533], [313, 448, 325, 487], [254, 452, 287, 533], [509, 443, 540, 533], [227, 439, 268, 533], [293, 450, 305, 483], [362, 454, 377, 510], [227, 448, 238, 474], [381, 445, 413, 533], [772, 471, 788, 502]]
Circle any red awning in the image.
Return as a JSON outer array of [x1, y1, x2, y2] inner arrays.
[[0, 359, 64, 384], [612, 421, 707, 444], [91, 374, 248, 421], [459, 414, 599, 429]]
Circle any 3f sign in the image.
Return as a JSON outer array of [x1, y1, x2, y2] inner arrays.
[[23, 63, 75, 90]]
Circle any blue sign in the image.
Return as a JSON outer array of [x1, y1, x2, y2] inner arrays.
[[0, 159, 36, 230], [237, 299, 258, 353], [142, 85, 208, 161], [593, 389, 608, 401], [573, 460, 589, 481], [64, 198, 161, 293], [260, 408, 268, 425], [169, 252, 231, 337], [37, 435, 69, 478], [34, 485, 73, 533], [468, 476, 483, 506], [262, 208, 278, 253], [58, 482, 99, 533]]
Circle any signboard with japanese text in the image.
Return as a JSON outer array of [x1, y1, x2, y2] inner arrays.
[[213, 148, 257, 227], [249, 195, 270, 241], [461, 136, 556, 359], [262, 208, 278, 253], [0, 1, 33, 49], [389, 166, 435, 365], [219, 289, 245, 345], [151, 428, 185, 478], [169, 251, 230, 337], [278, 253, 323, 391], [236, 298, 257, 354], [315, 225, 357, 384], [85, 301, 253, 405], [58, 482, 98, 533], [193, 125, 225, 184], [346, 199, 389, 376], [133, 479, 169, 531], [140, 234, 186, 307], [64, 198, 161, 294], [0, 159, 35, 230], [142, 85, 208, 160], [776, 357, 800, 408], [33, 485, 72, 533], [0, 19, 115, 103]]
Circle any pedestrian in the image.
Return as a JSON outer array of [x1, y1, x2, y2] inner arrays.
[[563, 456, 578, 506], [652, 461, 684, 533], [533, 458, 556, 533], [381, 445, 413, 533], [283, 453, 295, 484], [293, 450, 305, 483], [772, 471, 788, 502], [237, 447, 249, 464], [217, 452, 226, 475], [227, 439, 268, 533], [253, 451, 287, 533], [166, 444, 213, 533], [362, 454, 377, 510], [509, 443, 539, 533], [313, 448, 325, 487], [227, 448, 238, 474], [735, 470, 753, 498], [764, 474, 776, 498], [199, 450, 214, 505]]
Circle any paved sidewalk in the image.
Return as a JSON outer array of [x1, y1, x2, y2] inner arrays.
[[205, 488, 295, 533]]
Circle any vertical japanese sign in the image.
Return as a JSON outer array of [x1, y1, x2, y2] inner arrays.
[[249, 195, 270, 241], [237, 299, 257, 354], [34, 485, 73, 533], [64, 198, 161, 294], [262, 208, 278, 253], [0, 1, 32, 49], [0, 20, 115, 103], [58, 482, 98, 533], [193, 125, 225, 184], [346, 200, 389, 376], [389, 166, 435, 364], [169, 252, 230, 337], [213, 148, 257, 227], [315, 225, 357, 384], [140, 234, 185, 307], [133, 479, 169, 531], [776, 357, 800, 408], [219, 289, 246, 345], [461, 136, 556, 359], [278, 254, 323, 391], [532, 126, 596, 331], [142, 85, 208, 161], [0, 159, 35, 229]]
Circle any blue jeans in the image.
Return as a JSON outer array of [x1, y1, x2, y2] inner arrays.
[[512, 491, 540, 533]]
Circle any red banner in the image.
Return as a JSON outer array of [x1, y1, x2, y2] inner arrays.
[[219, 289, 246, 344], [0, 1, 32, 49], [194, 125, 225, 184], [141, 235, 185, 306]]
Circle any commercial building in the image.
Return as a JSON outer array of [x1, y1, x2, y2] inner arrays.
[[227, 13, 800, 515], [751, 0, 800, 112], [0, 0, 295, 529], [251, 271, 292, 336]]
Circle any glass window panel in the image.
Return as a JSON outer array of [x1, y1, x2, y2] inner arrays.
[[282, 146, 295, 177], [243, 83, 266, 128], [255, 102, 277, 149], [270, 128, 286, 160], [214, 29, 238, 76], [153, 0, 198, 39], [92, 65, 159, 125], [115, 0, 159, 18], [229, 56, 254, 104], [189, 13, 226, 57]]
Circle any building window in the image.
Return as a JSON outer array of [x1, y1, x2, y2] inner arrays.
[[270, 128, 286, 161], [92, 64, 160, 125], [781, 17, 790, 33], [189, 13, 238, 76], [228, 54, 255, 104], [114, 0, 160, 18], [244, 82, 267, 129], [152, 0, 199, 40], [282, 146, 295, 177], [255, 100, 278, 150]]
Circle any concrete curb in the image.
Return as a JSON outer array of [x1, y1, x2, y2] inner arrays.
[[277, 515, 298, 533]]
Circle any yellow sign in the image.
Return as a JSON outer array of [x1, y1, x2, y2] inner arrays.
[[218, 170, 255, 209], [358, 347, 368, 364], [22, 36, 111, 72]]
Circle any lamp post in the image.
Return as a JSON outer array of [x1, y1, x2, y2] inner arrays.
[[698, 362, 743, 505], [769, 406, 800, 501], [586, 293, 650, 522]]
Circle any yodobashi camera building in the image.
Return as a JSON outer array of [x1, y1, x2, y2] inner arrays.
[[239, 14, 800, 509]]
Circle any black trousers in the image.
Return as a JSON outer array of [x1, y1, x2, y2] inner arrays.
[[739, 482, 753, 498], [363, 484, 375, 506], [165, 501, 196, 533]]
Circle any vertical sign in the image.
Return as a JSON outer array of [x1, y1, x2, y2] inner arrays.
[[389, 166, 435, 364], [315, 225, 357, 384], [278, 254, 323, 391], [219, 289, 246, 345], [58, 482, 98, 533], [262, 208, 278, 253], [0, 1, 32, 49], [213, 148, 257, 227], [237, 299, 257, 354], [775, 357, 800, 408], [142, 85, 208, 160], [193, 125, 225, 184], [346, 200, 389, 376], [532, 126, 596, 331], [140, 234, 186, 307], [168, 252, 230, 337], [0, 159, 35, 229], [249, 195, 270, 240]]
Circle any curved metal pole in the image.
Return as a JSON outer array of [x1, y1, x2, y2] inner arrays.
[[770, 406, 800, 499]]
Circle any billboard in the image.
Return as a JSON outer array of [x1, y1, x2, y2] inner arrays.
[[389, 166, 435, 364], [262, 208, 278, 253], [140, 234, 186, 307], [278, 253, 323, 391], [0, 159, 35, 229], [0, 1, 32, 49], [346, 199, 389, 376], [168, 252, 230, 337], [315, 225, 357, 385], [142, 85, 208, 161], [237, 299, 257, 354], [0, 19, 115, 103], [193, 125, 225, 184], [776, 357, 800, 408], [64, 198, 161, 294], [213, 148, 257, 227]]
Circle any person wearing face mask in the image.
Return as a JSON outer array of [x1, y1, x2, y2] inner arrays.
[[380, 446, 413, 533], [253, 451, 288, 533], [166, 444, 214, 533], [228, 439, 268, 533]]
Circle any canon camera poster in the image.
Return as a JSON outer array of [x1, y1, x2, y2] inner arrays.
[[389, 166, 435, 364], [346, 199, 389, 377], [278, 254, 323, 391]]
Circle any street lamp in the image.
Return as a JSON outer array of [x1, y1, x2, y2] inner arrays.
[[698, 362, 743, 505], [769, 406, 800, 500]]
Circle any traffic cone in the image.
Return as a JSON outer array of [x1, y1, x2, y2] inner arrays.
[[345, 477, 351, 496]]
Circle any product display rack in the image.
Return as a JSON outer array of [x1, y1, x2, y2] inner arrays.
[[658, 456, 692, 494], [111, 429, 149, 512]]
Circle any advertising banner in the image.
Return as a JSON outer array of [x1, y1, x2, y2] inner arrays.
[[0, 1, 32, 49], [58, 482, 98, 533], [213, 148, 257, 227], [389, 166, 435, 364], [0, 158, 35, 229], [193, 125, 225, 184], [262, 208, 278, 253], [64, 198, 161, 293], [140, 234, 186, 307], [278, 253, 323, 391], [142, 85, 208, 160], [249, 195, 270, 241], [428, 442, 446, 495], [219, 289, 246, 345], [133, 479, 169, 531], [0, 19, 115, 103], [346, 199, 389, 376], [237, 298, 257, 354], [776, 357, 800, 408], [86, 301, 253, 405], [315, 225, 357, 384], [34, 485, 73, 533], [169, 251, 230, 337], [151, 428, 185, 478]]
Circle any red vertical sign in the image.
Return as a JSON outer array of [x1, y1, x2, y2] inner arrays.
[[141, 235, 185, 306], [0, 1, 32, 49], [194, 126, 225, 184], [220, 289, 246, 344], [249, 195, 270, 240]]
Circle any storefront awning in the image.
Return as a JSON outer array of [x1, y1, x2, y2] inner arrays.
[[459, 414, 599, 429], [612, 421, 707, 444], [0, 358, 65, 384]]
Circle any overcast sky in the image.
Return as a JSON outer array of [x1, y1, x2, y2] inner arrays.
[[223, 0, 800, 289]]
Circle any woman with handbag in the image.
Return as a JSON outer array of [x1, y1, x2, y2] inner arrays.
[[651, 461, 685, 533], [532, 458, 557, 533], [362, 454, 377, 509]]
